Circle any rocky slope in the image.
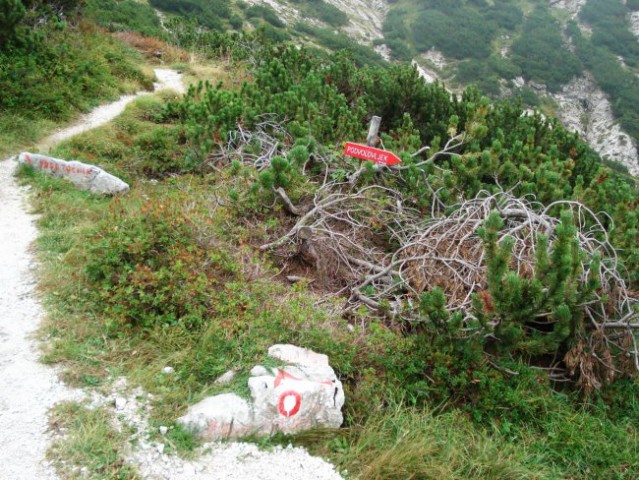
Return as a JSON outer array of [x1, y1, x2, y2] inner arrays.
[[630, 11, 639, 38], [323, 0, 388, 44], [549, 0, 639, 175], [552, 74, 639, 175], [550, 0, 588, 19], [247, 0, 389, 47]]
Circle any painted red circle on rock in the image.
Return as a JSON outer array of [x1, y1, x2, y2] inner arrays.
[[278, 390, 302, 417]]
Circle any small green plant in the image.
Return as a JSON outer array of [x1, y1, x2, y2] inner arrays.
[[48, 402, 140, 480], [0, 0, 26, 44]]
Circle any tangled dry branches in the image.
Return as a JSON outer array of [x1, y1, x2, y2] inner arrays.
[[207, 115, 292, 170], [213, 118, 639, 387], [261, 181, 639, 386]]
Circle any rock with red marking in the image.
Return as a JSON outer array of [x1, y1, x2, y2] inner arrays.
[[177, 393, 254, 440], [15, 152, 129, 195], [177, 345, 344, 440]]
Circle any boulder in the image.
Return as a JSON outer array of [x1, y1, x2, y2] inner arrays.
[[179, 394, 254, 440], [16, 152, 129, 195], [178, 345, 344, 440]]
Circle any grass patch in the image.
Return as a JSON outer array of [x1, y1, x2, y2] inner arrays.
[[48, 402, 140, 480], [328, 405, 562, 480], [85, 0, 163, 38], [0, 115, 55, 158]]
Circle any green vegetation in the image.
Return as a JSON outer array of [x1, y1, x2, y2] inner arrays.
[[382, 7, 414, 61], [412, 5, 496, 60], [511, 7, 582, 91], [294, 23, 385, 66], [382, 0, 527, 59], [17, 32, 638, 477], [318, 389, 639, 479], [580, 0, 639, 68], [455, 55, 522, 97], [24, 148, 639, 477], [149, 0, 231, 31], [4, 1, 639, 478], [84, 0, 162, 37], [0, 1, 151, 156], [381, 0, 639, 137], [290, 0, 348, 27], [382, 1, 584, 96], [246, 4, 286, 28], [317, 406, 563, 479], [49, 402, 140, 479], [0, 0, 26, 43]]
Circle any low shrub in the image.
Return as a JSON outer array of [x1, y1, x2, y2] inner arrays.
[[84, 189, 225, 330], [84, 0, 162, 37], [0, 20, 150, 134]]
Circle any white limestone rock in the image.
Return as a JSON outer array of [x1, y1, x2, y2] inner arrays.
[[114, 397, 127, 411], [550, 74, 639, 176], [214, 370, 236, 385], [178, 345, 344, 440], [16, 152, 129, 195], [178, 393, 254, 440], [250, 365, 269, 377]]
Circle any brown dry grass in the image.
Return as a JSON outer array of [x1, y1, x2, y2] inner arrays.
[[112, 31, 190, 64]]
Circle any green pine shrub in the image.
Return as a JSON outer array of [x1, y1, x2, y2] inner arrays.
[[0, 0, 26, 44], [475, 211, 598, 356]]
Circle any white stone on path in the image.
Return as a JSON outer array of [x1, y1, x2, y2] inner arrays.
[[114, 397, 127, 411], [16, 152, 130, 195], [178, 345, 344, 440]]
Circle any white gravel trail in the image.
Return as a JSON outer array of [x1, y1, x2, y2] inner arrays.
[[0, 68, 343, 480], [44, 69, 185, 148], [0, 160, 80, 479]]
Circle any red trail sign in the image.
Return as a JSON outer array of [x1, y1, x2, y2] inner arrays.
[[344, 142, 401, 166]]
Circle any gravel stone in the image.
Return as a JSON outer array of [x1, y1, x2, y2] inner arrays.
[[115, 397, 127, 411]]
